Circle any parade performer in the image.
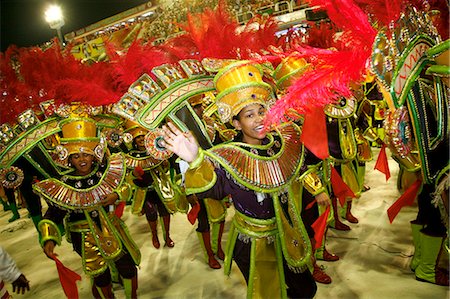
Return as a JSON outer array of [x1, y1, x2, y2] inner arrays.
[[323, 94, 360, 230], [187, 95, 230, 269], [123, 119, 177, 249], [375, 5, 449, 286], [162, 61, 317, 299], [353, 79, 385, 192], [1, 43, 127, 236], [264, 0, 449, 287], [33, 107, 140, 298], [273, 54, 337, 284]]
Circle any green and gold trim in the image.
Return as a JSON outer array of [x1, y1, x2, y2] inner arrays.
[[185, 155, 217, 195], [38, 219, 62, 247], [298, 164, 326, 196], [0, 118, 61, 168], [124, 153, 162, 171], [204, 123, 304, 192]]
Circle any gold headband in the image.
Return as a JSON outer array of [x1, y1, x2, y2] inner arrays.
[[214, 61, 273, 123]]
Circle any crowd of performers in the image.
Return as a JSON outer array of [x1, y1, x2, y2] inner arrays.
[[0, 0, 449, 298]]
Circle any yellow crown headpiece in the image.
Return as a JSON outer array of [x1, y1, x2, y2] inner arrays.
[[56, 118, 105, 162], [273, 55, 310, 90], [123, 119, 149, 140], [214, 61, 274, 123]]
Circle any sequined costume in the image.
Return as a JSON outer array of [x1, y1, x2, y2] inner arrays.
[[126, 147, 181, 248], [185, 123, 317, 299], [371, 5, 449, 286], [325, 96, 360, 229], [34, 115, 140, 297]]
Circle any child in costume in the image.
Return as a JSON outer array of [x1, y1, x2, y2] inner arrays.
[[264, 0, 449, 287], [162, 61, 317, 298], [33, 109, 140, 298]]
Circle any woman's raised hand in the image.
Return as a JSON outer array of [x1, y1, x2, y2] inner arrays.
[[161, 122, 199, 163]]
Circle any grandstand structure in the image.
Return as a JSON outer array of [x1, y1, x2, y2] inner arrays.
[[62, 0, 318, 62]]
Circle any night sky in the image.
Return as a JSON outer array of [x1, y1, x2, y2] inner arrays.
[[1, 0, 152, 52]]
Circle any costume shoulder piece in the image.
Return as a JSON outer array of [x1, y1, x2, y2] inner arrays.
[[33, 153, 126, 211], [205, 123, 304, 192], [124, 150, 162, 170]]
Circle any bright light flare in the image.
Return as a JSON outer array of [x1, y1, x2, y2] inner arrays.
[[44, 5, 63, 23]]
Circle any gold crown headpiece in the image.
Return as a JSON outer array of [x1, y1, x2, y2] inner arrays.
[[56, 117, 106, 162], [123, 119, 149, 140], [214, 61, 274, 123], [273, 55, 310, 90]]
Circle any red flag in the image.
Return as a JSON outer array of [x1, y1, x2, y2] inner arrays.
[[52, 256, 81, 299], [115, 201, 126, 218], [187, 202, 200, 225], [305, 199, 317, 210], [387, 179, 422, 223], [330, 166, 356, 206], [312, 207, 331, 249], [300, 107, 329, 159], [374, 143, 391, 181]]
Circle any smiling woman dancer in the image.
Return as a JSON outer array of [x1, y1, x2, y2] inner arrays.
[[162, 61, 317, 299]]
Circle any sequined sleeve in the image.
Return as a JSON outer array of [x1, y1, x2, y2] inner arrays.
[[185, 149, 217, 195], [302, 172, 326, 196], [38, 219, 62, 247]]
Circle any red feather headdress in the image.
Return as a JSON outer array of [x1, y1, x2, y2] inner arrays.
[[265, 0, 398, 125]]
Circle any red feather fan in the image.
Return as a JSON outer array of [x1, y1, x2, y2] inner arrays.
[[108, 39, 176, 92], [265, 0, 378, 125], [1, 42, 125, 123]]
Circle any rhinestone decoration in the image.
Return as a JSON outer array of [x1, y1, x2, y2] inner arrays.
[[94, 143, 105, 161], [280, 193, 288, 204], [0, 166, 24, 189], [144, 129, 173, 160], [217, 102, 232, 123], [250, 148, 258, 155], [56, 145, 69, 161]]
